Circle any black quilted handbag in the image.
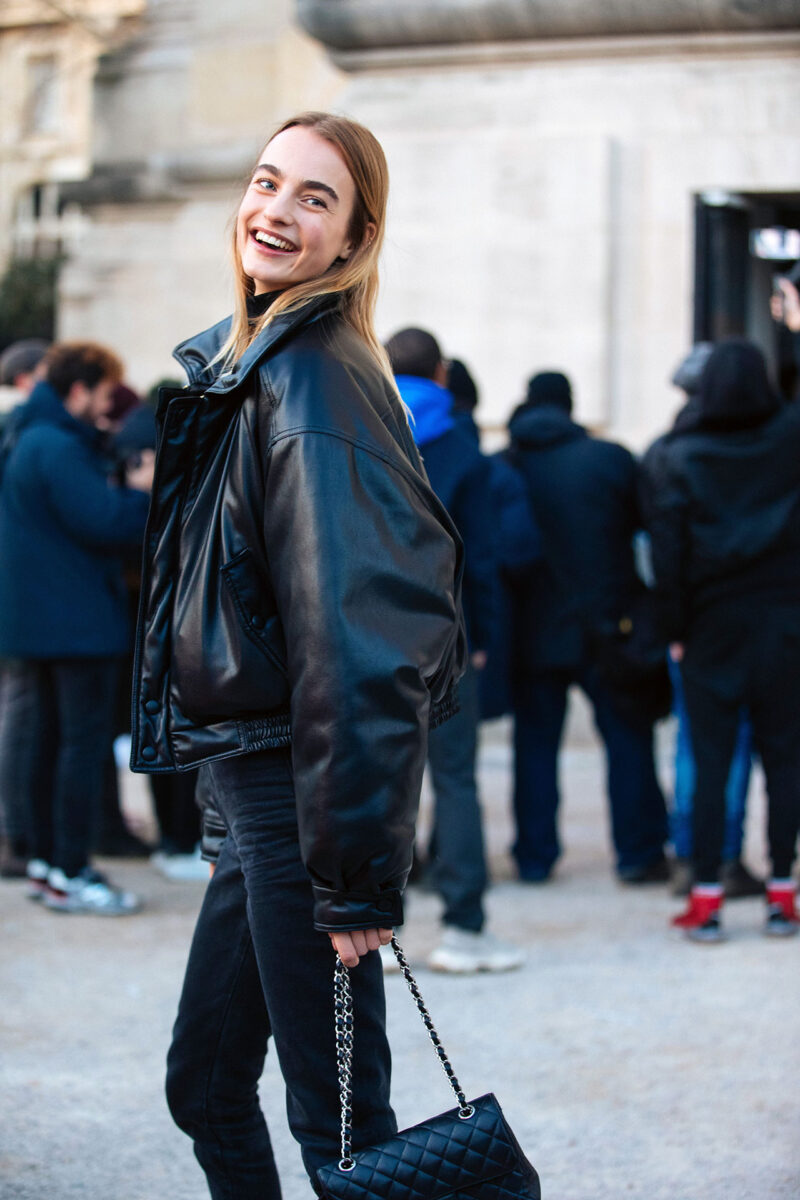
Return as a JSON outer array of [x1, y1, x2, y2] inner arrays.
[[316, 938, 541, 1200]]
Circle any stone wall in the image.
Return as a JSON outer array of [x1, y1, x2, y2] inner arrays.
[[333, 33, 800, 445]]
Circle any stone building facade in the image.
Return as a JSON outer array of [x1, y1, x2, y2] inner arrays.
[[36, 1, 800, 442], [0, 0, 145, 269]]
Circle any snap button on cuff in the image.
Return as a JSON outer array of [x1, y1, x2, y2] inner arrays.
[[141, 746, 157, 762], [144, 700, 160, 715]]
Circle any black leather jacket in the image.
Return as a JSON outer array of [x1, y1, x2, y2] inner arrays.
[[130, 295, 467, 931]]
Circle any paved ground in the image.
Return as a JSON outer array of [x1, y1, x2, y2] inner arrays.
[[1, 706, 799, 1200]]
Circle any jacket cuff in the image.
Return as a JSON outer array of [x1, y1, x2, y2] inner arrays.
[[312, 885, 404, 932]]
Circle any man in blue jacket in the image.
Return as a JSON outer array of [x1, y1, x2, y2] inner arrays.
[[386, 327, 523, 973], [0, 342, 153, 914]]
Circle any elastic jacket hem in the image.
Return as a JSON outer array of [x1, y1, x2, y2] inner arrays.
[[130, 686, 459, 774]]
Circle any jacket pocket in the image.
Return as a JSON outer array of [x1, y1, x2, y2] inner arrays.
[[221, 548, 288, 678]]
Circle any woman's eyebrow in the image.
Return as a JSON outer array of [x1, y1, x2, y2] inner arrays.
[[303, 179, 339, 203], [255, 163, 339, 204]]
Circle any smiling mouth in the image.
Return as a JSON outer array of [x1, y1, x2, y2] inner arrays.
[[251, 230, 298, 253]]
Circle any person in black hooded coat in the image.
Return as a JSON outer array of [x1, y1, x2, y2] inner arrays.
[[642, 338, 800, 940], [507, 372, 668, 885]]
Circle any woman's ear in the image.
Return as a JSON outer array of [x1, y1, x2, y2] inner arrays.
[[343, 224, 376, 264], [338, 221, 376, 264]]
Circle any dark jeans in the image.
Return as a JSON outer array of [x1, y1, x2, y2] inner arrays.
[[28, 657, 118, 877], [513, 665, 668, 876], [426, 664, 487, 931], [682, 601, 800, 883], [166, 748, 396, 1199], [0, 661, 43, 857]]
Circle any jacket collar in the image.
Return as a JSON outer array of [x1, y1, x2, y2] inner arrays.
[[173, 293, 341, 394]]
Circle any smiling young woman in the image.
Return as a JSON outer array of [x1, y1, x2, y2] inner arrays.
[[129, 112, 467, 1197]]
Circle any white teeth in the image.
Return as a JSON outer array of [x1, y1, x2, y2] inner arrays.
[[254, 231, 295, 251]]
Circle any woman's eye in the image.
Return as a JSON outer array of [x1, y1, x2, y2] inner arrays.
[[256, 178, 276, 192], [304, 196, 327, 208]]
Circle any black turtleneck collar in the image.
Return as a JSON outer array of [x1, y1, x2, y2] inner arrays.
[[246, 291, 281, 321]]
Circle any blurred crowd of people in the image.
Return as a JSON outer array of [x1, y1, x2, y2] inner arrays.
[[0, 339, 203, 916], [0, 274, 799, 962]]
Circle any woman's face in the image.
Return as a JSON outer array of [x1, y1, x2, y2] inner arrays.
[[237, 125, 358, 295]]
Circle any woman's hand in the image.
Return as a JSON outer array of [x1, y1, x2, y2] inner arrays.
[[328, 927, 393, 968]]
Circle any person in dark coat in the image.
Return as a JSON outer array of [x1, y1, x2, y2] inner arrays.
[[386, 326, 523, 974], [642, 344, 757, 901], [508, 371, 668, 884], [642, 339, 800, 940], [0, 341, 153, 913], [0, 338, 50, 879]]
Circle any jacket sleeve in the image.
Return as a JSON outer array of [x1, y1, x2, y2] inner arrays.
[[263, 428, 464, 932], [638, 446, 690, 642], [39, 431, 150, 551]]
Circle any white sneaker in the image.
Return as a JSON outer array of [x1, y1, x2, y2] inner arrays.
[[150, 845, 209, 881], [44, 867, 141, 915], [379, 943, 401, 974], [427, 927, 525, 974]]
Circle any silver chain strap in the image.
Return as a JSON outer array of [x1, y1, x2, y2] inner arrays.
[[334, 935, 474, 1172]]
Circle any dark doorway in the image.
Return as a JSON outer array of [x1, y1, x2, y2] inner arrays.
[[693, 191, 800, 399]]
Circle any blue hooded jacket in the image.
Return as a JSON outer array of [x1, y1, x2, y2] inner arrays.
[[0, 381, 150, 658]]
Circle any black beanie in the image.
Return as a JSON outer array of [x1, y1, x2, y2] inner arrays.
[[525, 371, 572, 413]]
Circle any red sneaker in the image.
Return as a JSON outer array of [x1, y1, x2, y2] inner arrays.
[[671, 886, 724, 942], [765, 883, 799, 938]]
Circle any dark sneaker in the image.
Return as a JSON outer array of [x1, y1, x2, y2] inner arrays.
[[765, 884, 799, 938], [44, 866, 141, 915], [722, 859, 764, 899], [618, 857, 671, 885], [671, 886, 725, 943], [517, 864, 553, 884]]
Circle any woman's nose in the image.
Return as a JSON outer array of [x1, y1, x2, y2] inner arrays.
[[263, 187, 292, 223]]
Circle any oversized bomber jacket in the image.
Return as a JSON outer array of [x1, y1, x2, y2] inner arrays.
[[130, 295, 467, 931]]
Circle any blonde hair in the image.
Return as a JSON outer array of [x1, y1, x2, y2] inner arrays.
[[221, 112, 392, 380]]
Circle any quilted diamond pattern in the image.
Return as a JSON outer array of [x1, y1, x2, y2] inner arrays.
[[317, 1094, 540, 1200]]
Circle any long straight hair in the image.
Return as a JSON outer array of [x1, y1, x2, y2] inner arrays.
[[220, 112, 392, 380]]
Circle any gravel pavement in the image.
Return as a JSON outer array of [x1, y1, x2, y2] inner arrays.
[[2, 710, 799, 1200]]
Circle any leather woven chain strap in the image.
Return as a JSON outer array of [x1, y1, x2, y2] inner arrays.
[[334, 935, 473, 1170]]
